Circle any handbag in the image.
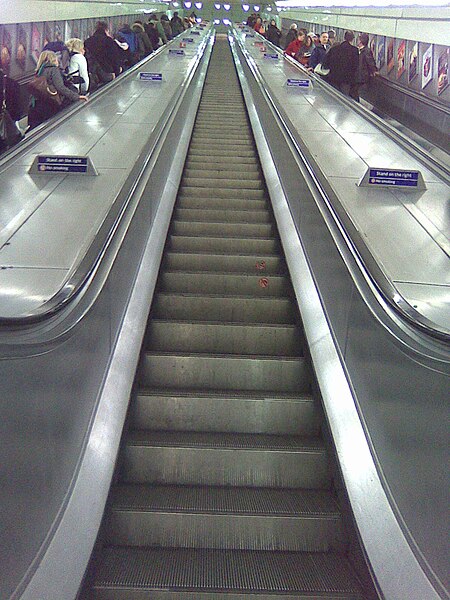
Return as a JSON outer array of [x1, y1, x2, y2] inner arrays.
[[0, 73, 22, 153], [314, 63, 330, 76], [28, 74, 63, 108]]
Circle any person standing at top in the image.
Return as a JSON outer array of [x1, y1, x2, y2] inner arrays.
[[309, 31, 330, 70], [327, 30, 338, 47], [322, 30, 359, 97], [284, 23, 297, 49], [354, 32, 378, 101], [170, 12, 185, 37], [266, 20, 282, 47]]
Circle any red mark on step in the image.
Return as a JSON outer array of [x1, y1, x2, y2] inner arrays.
[[255, 261, 266, 271], [259, 277, 269, 289]]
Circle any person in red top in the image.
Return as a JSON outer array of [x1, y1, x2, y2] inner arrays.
[[284, 29, 306, 59]]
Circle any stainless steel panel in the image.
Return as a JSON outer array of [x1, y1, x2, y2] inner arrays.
[[0, 168, 128, 269], [87, 123, 150, 169], [394, 282, 450, 330], [0, 267, 68, 317], [0, 166, 65, 248], [328, 176, 450, 286]]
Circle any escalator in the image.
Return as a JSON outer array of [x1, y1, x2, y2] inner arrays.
[[85, 37, 372, 599]]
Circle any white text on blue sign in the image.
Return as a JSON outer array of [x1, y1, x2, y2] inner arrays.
[[139, 72, 163, 81], [169, 49, 185, 56], [369, 169, 420, 187], [287, 78, 310, 88], [37, 156, 88, 173], [184, 38, 194, 43], [264, 53, 278, 60]]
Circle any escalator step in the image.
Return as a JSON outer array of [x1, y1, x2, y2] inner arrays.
[[93, 547, 364, 599]]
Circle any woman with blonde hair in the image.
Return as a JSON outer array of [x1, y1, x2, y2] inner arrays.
[[66, 38, 89, 93], [28, 50, 88, 129]]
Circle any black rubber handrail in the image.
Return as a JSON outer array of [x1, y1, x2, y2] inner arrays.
[[234, 27, 450, 344]]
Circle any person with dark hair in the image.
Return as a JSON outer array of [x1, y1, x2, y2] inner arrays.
[[284, 29, 306, 60], [84, 21, 125, 85], [284, 23, 298, 50], [354, 32, 378, 101], [149, 14, 167, 45], [170, 12, 185, 37], [327, 29, 338, 47], [266, 19, 282, 47], [145, 22, 161, 50], [309, 31, 330, 71], [322, 29, 359, 97], [160, 15, 173, 41]]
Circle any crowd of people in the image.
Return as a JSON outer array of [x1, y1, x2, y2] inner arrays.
[[246, 15, 378, 102], [2, 16, 379, 150], [26, 13, 198, 130]]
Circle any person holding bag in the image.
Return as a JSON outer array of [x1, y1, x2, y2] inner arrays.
[[28, 50, 88, 130]]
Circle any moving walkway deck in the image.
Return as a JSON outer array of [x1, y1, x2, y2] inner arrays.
[[84, 38, 370, 599]]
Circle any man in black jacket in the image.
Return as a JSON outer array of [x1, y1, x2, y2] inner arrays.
[[322, 30, 359, 98], [84, 21, 125, 83]]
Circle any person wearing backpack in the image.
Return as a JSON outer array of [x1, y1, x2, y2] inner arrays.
[[28, 50, 88, 130], [65, 38, 89, 94]]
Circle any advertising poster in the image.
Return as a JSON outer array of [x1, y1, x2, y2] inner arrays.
[[1, 27, 12, 73], [370, 35, 376, 58], [64, 21, 72, 42], [437, 48, 449, 95], [43, 22, 54, 46], [408, 41, 418, 83], [16, 24, 27, 69], [377, 36, 385, 69], [54, 22, 63, 41], [71, 20, 80, 39], [421, 44, 433, 89], [397, 40, 406, 79], [387, 38, 394, 73]]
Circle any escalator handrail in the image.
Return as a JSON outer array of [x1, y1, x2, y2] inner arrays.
[[0, 28, 212, 327], [234, 29, 450, 345]]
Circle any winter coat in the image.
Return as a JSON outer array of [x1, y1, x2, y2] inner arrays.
[[284, 28, 297, 50], [285, 39, 303, 59], [161, 20, 173, 41], [357, 45, 377, 84], [28, 63, 80, 129], [171, 16, 185, 37], [266, 25, 281, 47], [309, 44, 329, 69], [84, 30, 124, 75], [132, 23, 154, 55], [322, 40, 359, 85]]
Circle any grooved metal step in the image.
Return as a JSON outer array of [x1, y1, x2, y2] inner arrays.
[[145, 320, 302, 355], [122, 431, 329, 488], [174, 207, 270, 223], [131, 389, 319, 434], [92, 548, 364, 600], [171, 220, 274, 237], [159, 271, 291, 296], [168, 235, 279, 255], [139, 352, 310, 392], [179, 186, 266, 199], [106, 484, 344, 551], [176, 196, 267, 210], [151, 293, 297, 324], [163, 252, 284, 274]]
